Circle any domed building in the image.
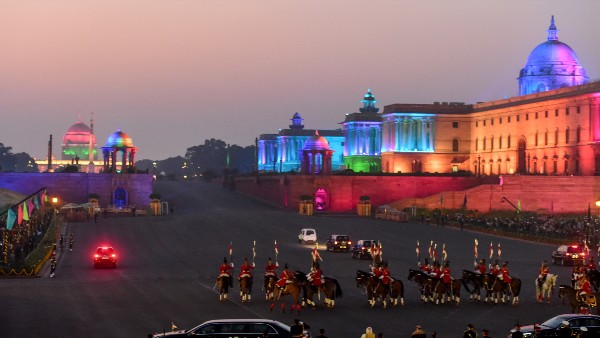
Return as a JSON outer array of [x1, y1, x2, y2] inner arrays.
[[518, 16, 588, 96], [61, 121, 97, 161], [101, 129, 138, 174], [301, 130, 334, 175]]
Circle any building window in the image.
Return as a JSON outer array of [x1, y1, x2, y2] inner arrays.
[[526, 113, 529, 120], [566, 108, 570, 116], [508, 116, 511, 123], [491, 119, 494, 126], [555, 128, 559, 145], [517, 115, 520, 122], [491, 136, 494, 150], [577, 126, 581, 143], [545, 110, 548, 118], [507, 135, 511, 148], [452, 139, 459, 152], [545, 131, 548, 145], [475, 138, 479, 151], [555, 109, 559, 117], [499, 135, 503, 149], [577, 106, 581, 114], [483, 137, 487, 150], [452, 121, 459, 128], [535, 131, 539, 146], [535, 112, 539, 119], [476, 121, 479, 127], [483, 120, 486, 127], [500, 117, 503, 124], [565, 128, 570, 144]]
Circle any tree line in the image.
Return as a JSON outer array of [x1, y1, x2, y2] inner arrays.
[[0, 143, 38, 172]]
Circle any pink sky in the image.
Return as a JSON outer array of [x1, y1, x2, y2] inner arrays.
[[1, 0, 599, 160]]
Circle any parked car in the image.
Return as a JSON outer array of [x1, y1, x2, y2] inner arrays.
[[351, 239, 379, 259], [507, 313, 600, 337], [93, 246, 117, 268], [325, 234, 351, 252], [552, 244, 587, 266], [298, 228, 317, 244], [152, 319, 310, 337]]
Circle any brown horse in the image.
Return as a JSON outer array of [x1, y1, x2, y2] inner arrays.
[[462, 269, 485, 301], [431, 278, 463, 305], [270, 272, 303, 314], [217, 275, 231, 301], [483, 274, 522, 305], [264, 275, 276, 300], [389, 278, 405, 306], [301, 276, 343, 308], [356, 270, 395, 308], [408, 268, 433, 303], [558, 284, 600, 314], [239, 275, 253, 302]]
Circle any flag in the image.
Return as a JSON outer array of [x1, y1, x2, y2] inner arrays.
[[442, 243, 447, 262], [440, 194, 443, 206], [6, 207, 16, 230], [463, 194, 467, 208], [17, 202, 23, 225], [171, 322, 178, 331], [28, 198, 35, 214], [498, 243, 502, 259], [489, 241, 493, 259], [228, 242, 232, 257], [22, 202, 29, 221], [428, 241, 433, 259], [33, 195, 39, 209], [474, 239, 478, 259], [416, 240, 420, 259], [274, 240, 278, 255], [517, 199, 521, 213], [252, 240, 256, 259], [433, 243, 438, 261]]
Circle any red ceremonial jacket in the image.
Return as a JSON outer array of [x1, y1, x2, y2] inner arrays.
[[219, 263, 232, 277], [501, 267, 511, 283], [239, 263, 254, 278], [265, 263, 278, 276], [441, 267, 452, 284], [380, 267, 391, 284], [476, 263, 486, 274]]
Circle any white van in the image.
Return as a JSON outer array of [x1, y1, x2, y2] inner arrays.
[[298, 228, 317, 244]]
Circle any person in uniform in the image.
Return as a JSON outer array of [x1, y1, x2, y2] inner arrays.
[[475, 258, 486, 275], [420, 258, 432, 274], [49, 256, 57, 278], [311, 243, 322, 266], [218, 257, 234, 288], [371, 243, 382, 263], [572, 265, 584, 288], [264, 257, 278, 285], [577, 274, 592, 304], [379, 262, 392, 295], [371, 261, 382, 278], [431, 261, 442, 279], [463, 323, 477, 338], [238, 257, 255, 290], [537, 261, 550, 298], [68, 232, 74, 251], [276, 263, 293, 289], [500, 262, 512, 284], [489, 259, 500, 277], [441, 261, 452, 288], [307, 263, 324, 290]]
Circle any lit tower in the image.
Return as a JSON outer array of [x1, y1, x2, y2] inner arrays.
[[88, 113, 95, 173]]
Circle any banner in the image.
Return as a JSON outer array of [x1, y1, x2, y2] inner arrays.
[[6, 207, 16, 230]]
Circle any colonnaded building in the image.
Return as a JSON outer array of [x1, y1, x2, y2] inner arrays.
[[259, 17, 600, 176]]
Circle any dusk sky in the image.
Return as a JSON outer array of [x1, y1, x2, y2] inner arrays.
[[2, 0, 599, 161]]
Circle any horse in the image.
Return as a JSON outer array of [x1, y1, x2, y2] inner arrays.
[[389, 278, 405, 306], [408, 268, 433, 303], [587, 269, 600, 292], [264, 275, 276, 300], [558, 284, 600, 314], [462, 269, 484, 301], [535, 273, 557, 303], [217, 275, 231, 301], [483, 274, 521, 305], [355, 270, 390, 308], [430, 278, 463, 305], [239, 275, 253, 302], [270, 272, 303, 314], [301, 275, 343, 308]]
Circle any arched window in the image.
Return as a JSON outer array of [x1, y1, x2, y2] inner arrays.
[[452, 139, 459, 152], [507, 134, 511, 148]]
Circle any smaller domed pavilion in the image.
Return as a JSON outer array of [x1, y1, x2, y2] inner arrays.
[[101, 129, 137, 173], [301, 131, 334, 175]]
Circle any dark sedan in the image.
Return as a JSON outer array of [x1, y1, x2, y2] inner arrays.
[[152, 319, 307, 337], [508, 314, 600, 337], [551, 244, 587, 266]]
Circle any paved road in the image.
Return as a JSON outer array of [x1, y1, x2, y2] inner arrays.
[[0, 181, 584, 337]]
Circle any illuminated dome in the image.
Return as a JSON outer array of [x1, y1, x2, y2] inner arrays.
[[518, 16, 588, 96], [303, 130, 330, 151], [105, 129, 134, 148], [62, 121, 97, 160]]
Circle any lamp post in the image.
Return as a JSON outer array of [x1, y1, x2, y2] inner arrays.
[[51, 196, 59, 214]]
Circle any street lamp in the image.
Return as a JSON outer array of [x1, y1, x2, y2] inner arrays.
[[51, 196, 59, 214]]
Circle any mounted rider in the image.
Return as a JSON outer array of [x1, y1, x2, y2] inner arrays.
[[307, 262, 324, 290], [430, 261, 442, 279], [537, 261, 550, 288], [420, 258, 432, 274], [264, 257, 278, 284], [311, 243, 322, 267], [276, 263, 294, 290], [499, 261, 512, 284], [489, 259, 500, 277], [572, 264, 584, 288], [371, 261, 383, 278], [475, 258, 486, 275], [440, 261, 452, 288], [576, 273, 594, 305], [219, 257, 234, 288], [239, 257, 255, 287], [371, 242, 382, 263], [379, 261, 392, 295]]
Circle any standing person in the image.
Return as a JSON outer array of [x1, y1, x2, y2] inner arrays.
[[290, 319, 305, 338], [68, 232, 74, 251], [510, 323, 524, 338], [360, 326, 375, 338], [315, 328, 328, 338], [463, 323, 477, 338], [59, 235, 64, 252], [218, 257, 233, 288], [49, 256, 56, 278], [411, 325, 426, 338], [481, 329, 491, 338]]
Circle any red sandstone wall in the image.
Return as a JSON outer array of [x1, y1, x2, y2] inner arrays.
[[0, 173, 153, 208]]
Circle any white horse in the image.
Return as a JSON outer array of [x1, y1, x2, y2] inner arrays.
[[535, 273, 557, 303]]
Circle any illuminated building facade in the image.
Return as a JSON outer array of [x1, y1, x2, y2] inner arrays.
[[101, 129, 138, 173], [257, 113, 344, 172], [61, 121, 97, 161], [342, 90, 382, 172]]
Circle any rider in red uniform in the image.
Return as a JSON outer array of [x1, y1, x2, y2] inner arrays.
[[431, 261, 442, 278], [537, 261, 550, 288], [371, 243, 382, 263], [441, 261, 452, 286], [265, 257, 278, 281], [372, 261, 383, 278], [489, 259, 500, 277], [379, 262, 392, 294], [307, 263, 324, 289], [577, 274, 593, 304], [420, 258, 432, 274], [500, 262, 512, 284], [239, 257, 255, 287], [276, 263, 293, 289], [475, 258, 486, 275], [219, 257, 234, 287]]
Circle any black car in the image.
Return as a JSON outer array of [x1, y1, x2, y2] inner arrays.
[[93, 246, 117, 268], [351, 239, 379, 259], [152, 319, 308, 337], [325, 234, 351, 252], [508, 314, 600, 337], [552, 244, 587, 266]]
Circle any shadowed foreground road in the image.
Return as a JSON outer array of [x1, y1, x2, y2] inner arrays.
[[0, 181, 579, 337]]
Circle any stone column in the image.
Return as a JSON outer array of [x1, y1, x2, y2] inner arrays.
[[121, 149, 128, 172], [590, 99, 600, 142]]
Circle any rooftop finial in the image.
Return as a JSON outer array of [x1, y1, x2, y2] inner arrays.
[[547, 15, 558, 41]]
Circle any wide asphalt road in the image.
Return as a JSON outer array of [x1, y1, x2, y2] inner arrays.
[[0, 180, 583, 337]]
